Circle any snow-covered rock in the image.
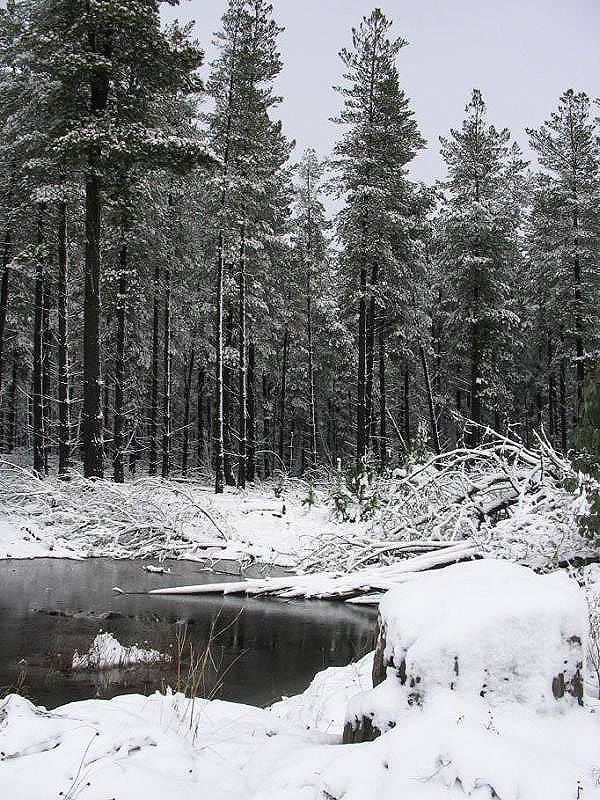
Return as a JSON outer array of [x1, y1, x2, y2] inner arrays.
[[345, 560, 589, 743]]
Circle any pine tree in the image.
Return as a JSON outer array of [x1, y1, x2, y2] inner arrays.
[[527, 90, 599, 425], [438, 90, 526, 443], [332, 8, 425, 464]]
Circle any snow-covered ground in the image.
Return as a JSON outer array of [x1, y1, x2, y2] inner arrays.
[[2, 560, 599, 800], [0, 483, 330, 567], [1, 659, 599, 799]]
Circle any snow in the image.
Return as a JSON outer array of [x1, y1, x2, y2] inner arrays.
[[1, 558, 599, 799], [1, 674, 598, 799], [375, 560, 588, 711], [72, 632, 171, 670]]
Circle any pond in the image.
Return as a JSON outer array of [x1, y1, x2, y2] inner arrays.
[[0, 558, 377, 709]]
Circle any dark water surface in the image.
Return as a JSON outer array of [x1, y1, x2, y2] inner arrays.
[[0, 558, 376, 709]]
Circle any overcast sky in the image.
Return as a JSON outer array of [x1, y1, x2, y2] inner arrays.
[[162, 0, 600, 183]]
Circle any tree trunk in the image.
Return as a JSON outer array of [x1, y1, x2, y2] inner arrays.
[[182, 348, 195, 477], [403, 365, 410, 449], [306, 257, 317, 470], [197, 364, 205, 467], [113, 244, 127, 484], [82, 172, 104, 478], [7, 355, 17, 453], [420, 340, 441, 455], [33, 208, 45, 476], [262, 373, 271, 479], [356, 267, 367, 464], [560, 356, 567, 454], [247, 341, 256, 482], [223, 303, 235, 486], [214, 231, 225, 493], [278, 322, 289, 467], [57, 202, 71, 477], [161, 258, 171, 479], [42, 275, 53, 474], [365, 263, 378, 452], [379, 324, 386, 468], [0, 228, 12, 439], [149, 260, 161, 475], [237, 225, 247, 488]]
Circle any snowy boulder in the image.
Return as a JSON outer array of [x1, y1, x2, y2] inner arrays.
[[344, 560, 588, 743]]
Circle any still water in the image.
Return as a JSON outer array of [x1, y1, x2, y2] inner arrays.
[[0, 558, 376, 709]]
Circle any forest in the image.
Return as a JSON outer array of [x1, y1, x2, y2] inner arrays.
[[0, 0, 598, 493]]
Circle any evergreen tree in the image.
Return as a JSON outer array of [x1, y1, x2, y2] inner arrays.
[[332, 8, 425, 464]]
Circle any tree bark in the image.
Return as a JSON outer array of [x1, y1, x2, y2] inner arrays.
[[33, 208, 45, 476], [113, 244, 127, 483], [356, 267, 367, 464], [197, 364, 205, 467], [278, 322, 289, 467], [148, 260, 161, 475], [403, 365, 410, 450], [262, 372, 271, 478], [247, 340, 256, 482], [378, 324, 386, 468], [214, 231, 225, 493], [161, 257, 172, 479], [0, 228, 12, 437], [182, 348, 195, 477], [57, 202, 71, 477], [420, 340, 441, 455], [223, 302, 235, 486], [237, 225, 247, 488], [82, 171, 104, 478], [365, 263, 378, 452], [7, 355, 17, 453]]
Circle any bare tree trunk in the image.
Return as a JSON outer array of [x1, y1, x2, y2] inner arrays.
[[247, 340, 256, 482], [420, 340, 441, 455], [237, 225, 247, 488], [560, 356, 567, 454], [82, 170, 104, 478], [182, 348, 195, 477], [161, 258, 171, 479], [403, 365, 410, 449], [365, 263, 378, 452], [57, 202, 71, 477], [33, 208, 45, 476], [7, 355, 17, 453], [306, 257, 317, 469], [214, 231, 225, 493], [378, 324, 386, 468], [113, 243, 127, 483], [223, 303, 235, 486], [356, 267, 367, 464], [0, 228, 12, 440], [42, 276, 53, 474], [278, 322, 289, 467], [262, 372, 271, 478], [197, 364, 205, 467], [148, 261, 161, 475]]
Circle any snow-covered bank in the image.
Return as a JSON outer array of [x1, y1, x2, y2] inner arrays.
[[1, 665, 599, 799]]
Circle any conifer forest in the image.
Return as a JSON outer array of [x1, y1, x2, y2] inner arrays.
[[0, 0, 597, 490]]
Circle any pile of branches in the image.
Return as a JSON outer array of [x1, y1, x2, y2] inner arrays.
[[301, 431, 598, 573], [0, 461, 231, 559]]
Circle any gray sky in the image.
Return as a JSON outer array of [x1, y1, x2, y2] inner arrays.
[[162, 0, 600, 183]]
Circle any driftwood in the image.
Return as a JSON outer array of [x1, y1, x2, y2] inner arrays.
[[149, 540, 480, 602]]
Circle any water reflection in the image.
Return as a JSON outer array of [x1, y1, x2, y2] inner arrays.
[[0, 558, 376, 709]]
